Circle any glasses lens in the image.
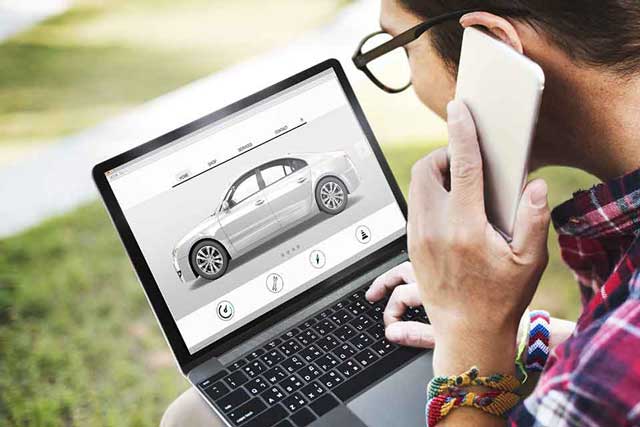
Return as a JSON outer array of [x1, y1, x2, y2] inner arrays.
[[361, 32, 411, 91]]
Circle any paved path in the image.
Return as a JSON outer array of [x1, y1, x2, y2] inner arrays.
[[0, 0, 382, 238], [0, 0, 69, 40]]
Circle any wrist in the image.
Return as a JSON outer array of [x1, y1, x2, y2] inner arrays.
[[433, 326, 517, 377]]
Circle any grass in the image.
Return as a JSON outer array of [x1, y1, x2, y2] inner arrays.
[[0, 142, 598, 426], [0, 0, 344, 150]]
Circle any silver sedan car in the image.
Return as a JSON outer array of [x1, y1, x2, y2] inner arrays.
[[172, 151, 360, 282]]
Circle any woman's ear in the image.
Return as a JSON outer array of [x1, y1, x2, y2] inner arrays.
[[459, 12, 524, 54]]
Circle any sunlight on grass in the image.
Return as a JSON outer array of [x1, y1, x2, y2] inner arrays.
[[0, 0, 344, 147]]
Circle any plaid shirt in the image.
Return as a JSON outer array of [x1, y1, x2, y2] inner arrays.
[[509, 168, 640, 427]]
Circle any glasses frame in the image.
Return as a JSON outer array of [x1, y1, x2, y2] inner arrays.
[[352, 8, 531, 93]]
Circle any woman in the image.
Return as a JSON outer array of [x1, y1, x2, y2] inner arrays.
[[163, 1, 640, 425]]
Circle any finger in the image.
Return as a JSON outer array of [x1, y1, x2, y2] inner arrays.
[[366, 262, 415, 302], [446, 99, 485, 215], [383, 284, 423, 326], [407, 149, 449, 233], [511, 179, 551, 259], [385, 321, 435, 348]]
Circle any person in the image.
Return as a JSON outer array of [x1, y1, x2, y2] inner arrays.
[[162, 1, 640, 426]]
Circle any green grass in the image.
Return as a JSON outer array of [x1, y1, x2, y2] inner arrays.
[[0, 0, 344, 149], [0, 142, 598, 426]]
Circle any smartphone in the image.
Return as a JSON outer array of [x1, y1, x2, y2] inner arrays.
[[455, 26, 545, 239]]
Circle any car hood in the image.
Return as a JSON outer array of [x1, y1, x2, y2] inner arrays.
[[174, 214, 220, 253]]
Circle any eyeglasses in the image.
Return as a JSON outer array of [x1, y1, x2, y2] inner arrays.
[[352, 8, 530, 94]]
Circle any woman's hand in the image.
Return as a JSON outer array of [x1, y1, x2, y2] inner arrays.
[[408, 100, 551, 377]]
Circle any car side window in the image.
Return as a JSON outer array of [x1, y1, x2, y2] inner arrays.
[[261, 163, 287, 187], [289, 158, 307, 172], [229, 173, 259, 207]]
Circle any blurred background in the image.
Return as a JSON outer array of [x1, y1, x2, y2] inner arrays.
[[0, 0, 597, 425]]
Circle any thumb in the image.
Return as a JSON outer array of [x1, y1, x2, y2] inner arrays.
[[511, 179, 551, 259], [385, 321, 435, 349]]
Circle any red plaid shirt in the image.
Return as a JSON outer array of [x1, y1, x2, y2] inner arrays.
[[509, 169, 640, 426]]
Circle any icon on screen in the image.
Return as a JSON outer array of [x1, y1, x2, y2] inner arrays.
[[355, 225, 371, 244], [266, 273, 284, 293], [216, 301, 234, 321], [309, 249, 326, 269]]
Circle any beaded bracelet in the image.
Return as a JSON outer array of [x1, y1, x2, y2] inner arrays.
[[426, 387, 521, 427], [428, 366, 521, 399], [525, 310, 551, 372]]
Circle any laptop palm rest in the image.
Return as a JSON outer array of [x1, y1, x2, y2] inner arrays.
[[346, 351, 433, 427]]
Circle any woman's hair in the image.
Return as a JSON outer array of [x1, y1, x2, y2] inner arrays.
[[400, 0, 640, 76]]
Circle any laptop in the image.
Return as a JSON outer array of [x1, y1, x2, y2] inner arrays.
[[93, 59, 434, 427]]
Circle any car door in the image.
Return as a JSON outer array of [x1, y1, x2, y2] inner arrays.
[[260, 158, 312, 227], [217, 170, 281, 254]]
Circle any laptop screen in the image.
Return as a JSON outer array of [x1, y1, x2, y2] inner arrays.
[[106, 69, 407, 354]]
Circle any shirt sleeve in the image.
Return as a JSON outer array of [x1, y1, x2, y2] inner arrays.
[[507, 296, 640, 427]]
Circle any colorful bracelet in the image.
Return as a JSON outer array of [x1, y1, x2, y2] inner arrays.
[[426, 387, 521, 427], [525, 310, 551, 372], [427, 366, 521, 399]]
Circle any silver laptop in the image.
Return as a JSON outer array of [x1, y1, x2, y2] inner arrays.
[[93, 59, 433, 427]]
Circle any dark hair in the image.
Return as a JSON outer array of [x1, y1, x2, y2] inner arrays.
[[400, 0, 640, 76]]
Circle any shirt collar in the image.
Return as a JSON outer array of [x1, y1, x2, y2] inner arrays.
[[551, 168, 640, 239]]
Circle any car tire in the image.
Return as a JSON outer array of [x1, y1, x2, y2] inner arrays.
[[315, 176, 348, 215], [190, 240, 229, 281]]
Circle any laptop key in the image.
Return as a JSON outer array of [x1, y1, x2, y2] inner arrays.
[[351, 315, 372, 331], [315, 308, 333, 320], [297, 364, 322, 382], [346, 301, 367, 317], [315, 353, 340, 372], [299, 345, 323, 363], [246, 349, 265, 361], [228, 397, 266, 425], [349, 333, 373, 351], [245, 377, 268, 396], [241, 403, 287, 427], [243, 360, 267, 377], [309, 394, 340, 417], [218, 388, 250, 413], [336, 359, 361, 378], [371, 339, 397, 357], [283, 328, 301, 340], [282, 392, 307, 413], [279, 338, 302, 356], [261, 349, 285, 367], [334, 324, 357, 341], [281, 374, 305, 394], [264, 365, 288, 385], [261, 385, 286, 405], [333, 347, 422, 402], [366, 322, 384, 340], [317, 370, 344, 389], [300, 381, 327, 402], [335, 343, 357, 361], [330, 309, 353, 326], [204, 381, 230, 400], [297, 329, 319, 346], [224, 370, 249, 388], [264, 338, 283, 350], [316, 334, 339, 352], [313, 319, 336, 335], [199, 370, 228, 388], [355, 349, 379, 368], [290, 407, 317, 427], [229, 359, 247, 371], [281, 355, 305, 373], [300, 318, 317, 330]]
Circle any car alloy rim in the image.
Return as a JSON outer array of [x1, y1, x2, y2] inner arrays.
[[196, 245, 224, 275], [320, 181, 345, 210]]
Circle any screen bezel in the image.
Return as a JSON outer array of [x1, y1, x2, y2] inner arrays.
[[92, 59, 408, 374]]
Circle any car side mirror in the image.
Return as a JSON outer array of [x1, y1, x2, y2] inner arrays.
[[221, 200, 230, 212]]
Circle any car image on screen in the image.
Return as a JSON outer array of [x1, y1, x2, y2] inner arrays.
[[172, 151, 361, 283]]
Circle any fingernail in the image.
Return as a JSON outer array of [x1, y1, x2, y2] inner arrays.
[[529, 179, 548, 208], [447, 100, 465, 123]]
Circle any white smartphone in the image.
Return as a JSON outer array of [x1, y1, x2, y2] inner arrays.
[[455, 26, 545, 239]]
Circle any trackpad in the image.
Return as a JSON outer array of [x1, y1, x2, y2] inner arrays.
[[348, 351, 433, 427]]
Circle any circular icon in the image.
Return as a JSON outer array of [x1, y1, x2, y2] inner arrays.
[[266, 273, 284, 293], [216, 301, 234, 321], [309, 249, 326, 269], [355, 225, 372, 244]]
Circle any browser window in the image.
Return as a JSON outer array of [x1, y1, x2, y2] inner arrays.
[[107, 69, 406, 353]]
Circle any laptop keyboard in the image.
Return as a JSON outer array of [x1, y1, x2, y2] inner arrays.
[[197, 285, 429, 427]]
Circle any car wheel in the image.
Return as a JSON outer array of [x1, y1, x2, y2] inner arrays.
[[316, 176, 348, 215], [190, 240, 229, 281]]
